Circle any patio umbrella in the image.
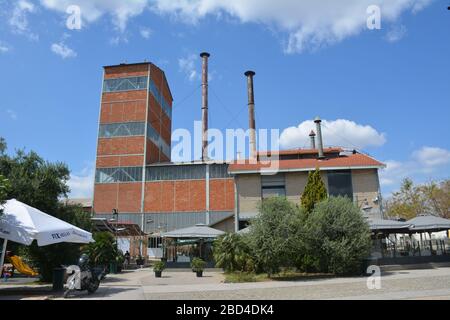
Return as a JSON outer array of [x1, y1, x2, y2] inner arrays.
[[0, 199, 94, 273]]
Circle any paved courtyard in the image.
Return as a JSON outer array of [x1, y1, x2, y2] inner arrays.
[[42, 267, 450, 300]]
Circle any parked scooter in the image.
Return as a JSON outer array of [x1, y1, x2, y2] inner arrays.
[[64, 254, 105, 298]]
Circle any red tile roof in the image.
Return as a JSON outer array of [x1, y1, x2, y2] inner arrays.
[[229, 152, 385, 173]]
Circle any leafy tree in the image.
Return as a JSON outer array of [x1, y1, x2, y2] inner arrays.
[[301, 167, 328, 213], [213, 233, 254, 273], [305, 197, 371, 275], [248, 197, 302, 276], [385, 178, 426, 220], [418, 180, 450, 218], [0, 175, 10, 215], [0, 137, 91, 282]]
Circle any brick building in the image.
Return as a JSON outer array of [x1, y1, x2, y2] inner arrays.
[[92, 60, 386, 245]]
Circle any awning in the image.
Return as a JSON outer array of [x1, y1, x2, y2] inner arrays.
[[367, 218, 411, 233], [407, 215, 450, 232], [161, 224, 225, 239]]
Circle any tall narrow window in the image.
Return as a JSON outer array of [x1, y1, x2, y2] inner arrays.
[[327, 170, 353, 199], [261, 174, 286, 199]]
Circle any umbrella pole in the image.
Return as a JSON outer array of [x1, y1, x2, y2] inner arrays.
[[0, 238, 8, 277]]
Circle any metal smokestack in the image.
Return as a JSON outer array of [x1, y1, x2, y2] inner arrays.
[[314, 117, 325, 159], [200, 52, 210, 161], [245, 71, 257, 160], [309, 130, 316, 149]]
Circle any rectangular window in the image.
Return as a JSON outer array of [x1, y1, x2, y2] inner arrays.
[[99, 122, 145, 138], [95, 167, 143, 183], [261, 174, 286, 199], [149, 80, 172, 120], [209, 164, 231, 179], [147, 125, 171, 159], [103, 76, 148, 93], [327, 170, 353, 199], [146, 165, 206, 181]]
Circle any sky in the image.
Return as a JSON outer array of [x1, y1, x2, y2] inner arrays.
[[0, 0, 449, 199]]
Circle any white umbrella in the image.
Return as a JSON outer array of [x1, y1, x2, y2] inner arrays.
[[0, 199, 94, 273]]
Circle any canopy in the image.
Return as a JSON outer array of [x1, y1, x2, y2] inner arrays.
[[0, 199, 93, 246], [368, 218, 411, 232], [407, 214, 450, 232], [161, 224, 225, 239]]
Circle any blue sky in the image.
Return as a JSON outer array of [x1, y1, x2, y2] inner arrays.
[[0, 0, 449, 198]]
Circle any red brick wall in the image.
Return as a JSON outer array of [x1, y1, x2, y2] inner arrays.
[[97, 137, 145, 156], [100, 100, 147, 123], [143, 179, 234, 213], [104, 64, 149, 79], [96, 155, 144, 168]]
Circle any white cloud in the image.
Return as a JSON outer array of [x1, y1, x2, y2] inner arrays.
[[178, 53, 200, 82], [51, 42, 77, 59], [9, 0, 39, 40], [412, 146, 450, 168], [279, 119, 386, 150], [6, 109, 17, 120], [150, 0, 432, 53], [40, 0, 149, 32], [140, 27, 153, 39], [380, 146, 450, 193], [0, 41, 11, 53], [385, 24, 407, 43], [68, 164, 94, 198]]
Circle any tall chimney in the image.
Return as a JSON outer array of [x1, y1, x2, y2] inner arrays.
[[245, 71, 257, 160], [200, 52, 210, 161], [314, 117, 325, 159], [309, 130, 316, 149]]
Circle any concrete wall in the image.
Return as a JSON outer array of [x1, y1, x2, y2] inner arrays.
[[236, 174, 261, 215], [351, 169, 381, 210]]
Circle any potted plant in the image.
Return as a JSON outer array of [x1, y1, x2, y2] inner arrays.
[[136, 255, 144, 266], [116, 251, 125, 273], [191, 258, 206, 277], [153, 261, 165, 278]]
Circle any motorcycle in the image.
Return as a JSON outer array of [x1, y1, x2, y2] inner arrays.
[[64, 254, 105, 298]]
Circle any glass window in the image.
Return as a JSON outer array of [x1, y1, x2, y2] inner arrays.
[[103, 76, 148, 92], [262, 186, 286, 199], [99, 122, 145, 138], [327, 170, 353, 199], [95, 167, 143, 183]]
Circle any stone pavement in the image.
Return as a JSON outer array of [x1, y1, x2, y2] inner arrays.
[[50, 267, 450, 300]]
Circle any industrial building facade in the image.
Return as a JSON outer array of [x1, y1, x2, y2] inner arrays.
[[92, 58, 386, 240]]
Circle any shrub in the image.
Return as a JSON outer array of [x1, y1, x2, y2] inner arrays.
[[305, 197, 372, 275], [191, 257, 207, 272], [213, 233, 254, 273], [153, 261, 165, 272], [84, 232, 118, 267], [248, 197, 303, 276]]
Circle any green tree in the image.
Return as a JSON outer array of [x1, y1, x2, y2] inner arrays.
[[249, 197, 302, 276], [0, 137, 92, 282], [305, 197, 371, 275], [385, 178, 426, 220], [213, 233, 254, 273], [301, 167, 328, 213], [0, 175, 10, 215]]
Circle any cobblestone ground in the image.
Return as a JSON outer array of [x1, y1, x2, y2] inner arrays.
[[51, 267, 450, 300]]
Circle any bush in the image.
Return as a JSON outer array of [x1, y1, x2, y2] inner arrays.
[[305, 197, 371, 275], [153, 261, 165, 272], [84, 232, 118, 267], [248, 197, 303, 276], [213, 233, 254, 273], [191, 257, 207, 272], [301, 168, 328, 213]]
